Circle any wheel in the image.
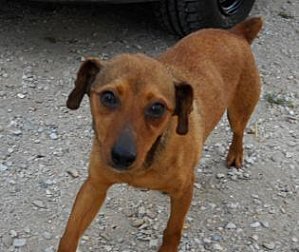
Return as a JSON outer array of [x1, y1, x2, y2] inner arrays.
[[155, 0, 256, 36]]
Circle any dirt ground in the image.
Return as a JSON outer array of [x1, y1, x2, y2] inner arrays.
[[0, 0, 298, 251]]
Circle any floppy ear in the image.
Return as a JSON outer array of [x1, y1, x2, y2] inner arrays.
[[66, 58, 102, 110], [174, 82, 194, 135]]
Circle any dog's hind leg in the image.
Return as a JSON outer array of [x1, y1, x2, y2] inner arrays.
[[226, 70, 261, 168]]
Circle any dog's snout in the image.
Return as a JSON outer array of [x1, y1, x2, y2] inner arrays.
[[111, 147, 136, 169], [111, 129, 136, 170]]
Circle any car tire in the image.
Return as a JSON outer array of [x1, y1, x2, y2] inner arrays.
[[155, 0, 256, 36]]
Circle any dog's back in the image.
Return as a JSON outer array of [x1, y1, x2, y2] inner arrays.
[[159, 17, 263, 140]]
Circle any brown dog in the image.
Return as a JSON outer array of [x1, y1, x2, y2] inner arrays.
[[58, 17, 262, 252]]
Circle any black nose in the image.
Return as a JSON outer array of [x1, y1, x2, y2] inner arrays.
[[111, 128, 136, 170], [111, 147, 136, 170]]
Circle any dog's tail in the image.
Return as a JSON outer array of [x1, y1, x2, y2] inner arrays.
[[230, 17, 263, 44]]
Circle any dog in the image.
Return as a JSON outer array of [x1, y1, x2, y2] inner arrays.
[[57, 17, 263, 252]]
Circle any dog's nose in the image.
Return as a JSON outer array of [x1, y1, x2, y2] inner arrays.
[[111, 128, 136, 170], [111, 146, 136, 170]]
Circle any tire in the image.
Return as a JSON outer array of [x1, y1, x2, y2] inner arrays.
[[155, 0, 256, 36]]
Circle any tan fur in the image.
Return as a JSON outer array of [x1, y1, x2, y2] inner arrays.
[[58, 17, 262, 252]]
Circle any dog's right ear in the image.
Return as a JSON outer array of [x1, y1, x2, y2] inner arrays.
[[66, 58, 102, 110]]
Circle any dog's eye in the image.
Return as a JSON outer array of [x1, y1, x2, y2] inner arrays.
[[100, 91, 118, 108], [146, 102, 166, 118]]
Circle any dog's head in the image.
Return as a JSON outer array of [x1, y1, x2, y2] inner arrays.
[[67, 54, 193, 172]]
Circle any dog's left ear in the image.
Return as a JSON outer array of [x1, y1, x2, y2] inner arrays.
[[67, 58, 102, 110], [174, 82, 194, 135]]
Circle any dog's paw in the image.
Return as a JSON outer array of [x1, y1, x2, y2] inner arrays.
[[226, 148, 243, 169]]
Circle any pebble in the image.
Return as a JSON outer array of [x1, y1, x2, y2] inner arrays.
[[131, 218, 144, 227], [24, 227, 31, 233], [13, 238, 27, 247], [32, 200, 46, 208], [251, 234, 259, 241], [2, 233, 13, 248], [67, 169, 79, 178], [12, 129, 22, 136], [44, 247, 55, 252], [216, 173, 225, 179], [203, 237, 212, 244], [263, 241, 276, 250], [250, 221, 261, 228], [0, 163, 8, 172], [104, 245, 112, 251], [261, 220, 270, 228], [211, 234, 223, 241], [49, 132, 58, 140], [212, 243, 224, 250], [225, 222, 237, 229], [42, 231, 52, 240], [17, 93, 26, 99], [149, 239, 159, 249], [82, 235, 89, 241], [10, 230, 18, 238]]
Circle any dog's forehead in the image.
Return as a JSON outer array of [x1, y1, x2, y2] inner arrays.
[[105, 54, 172, 84], [100, 53, 174, 93]]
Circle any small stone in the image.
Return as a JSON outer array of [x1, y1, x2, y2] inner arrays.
[[285, 152, 293, 158], [44, 247, 55, 252], [203, 237, 212, 244], [263, 241, 276, 250], [212, 243, 224, 251], [24, 227, 31, 233], [13, 238, 27, 247], [0, 164, 8, 172], [132, 218, 144, 227], [261, 220, 270, 228], [138, 206, 146, 216], [49, 132, 58, 140], [225, 222, 237, 229], [10, 230, 18, 238], [251, 234, 259, 241], [250, 221, 261, 228], [104, 245, 112, 251], [82, 235, 89, 241], [194, 183, 201, 189], [245, 156, 255, 164], [211, 234, 223, 241], [2, 234, 13, 248], [7, 148, 14, 154], [17, 93, 26, 99], [42, 231, 52, 240], [149, 239, 159, 249], [32, 200, 46, 208], [12, 129, 22, 136], [291, 237, 298, 243], [67, 169, 79, 178], [216, 173, 225, 179]]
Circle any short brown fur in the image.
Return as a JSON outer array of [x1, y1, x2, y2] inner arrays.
[[58, 17, 262, 252]]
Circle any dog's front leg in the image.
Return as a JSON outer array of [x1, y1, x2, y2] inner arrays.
[[57, 177, 110, 252], [159, 183, 194, 252]]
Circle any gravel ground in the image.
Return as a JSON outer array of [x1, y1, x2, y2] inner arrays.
[[0, 0, 298, 251]]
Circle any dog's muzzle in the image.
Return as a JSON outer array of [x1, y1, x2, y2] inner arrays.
[[111, 129, 136, 170]]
